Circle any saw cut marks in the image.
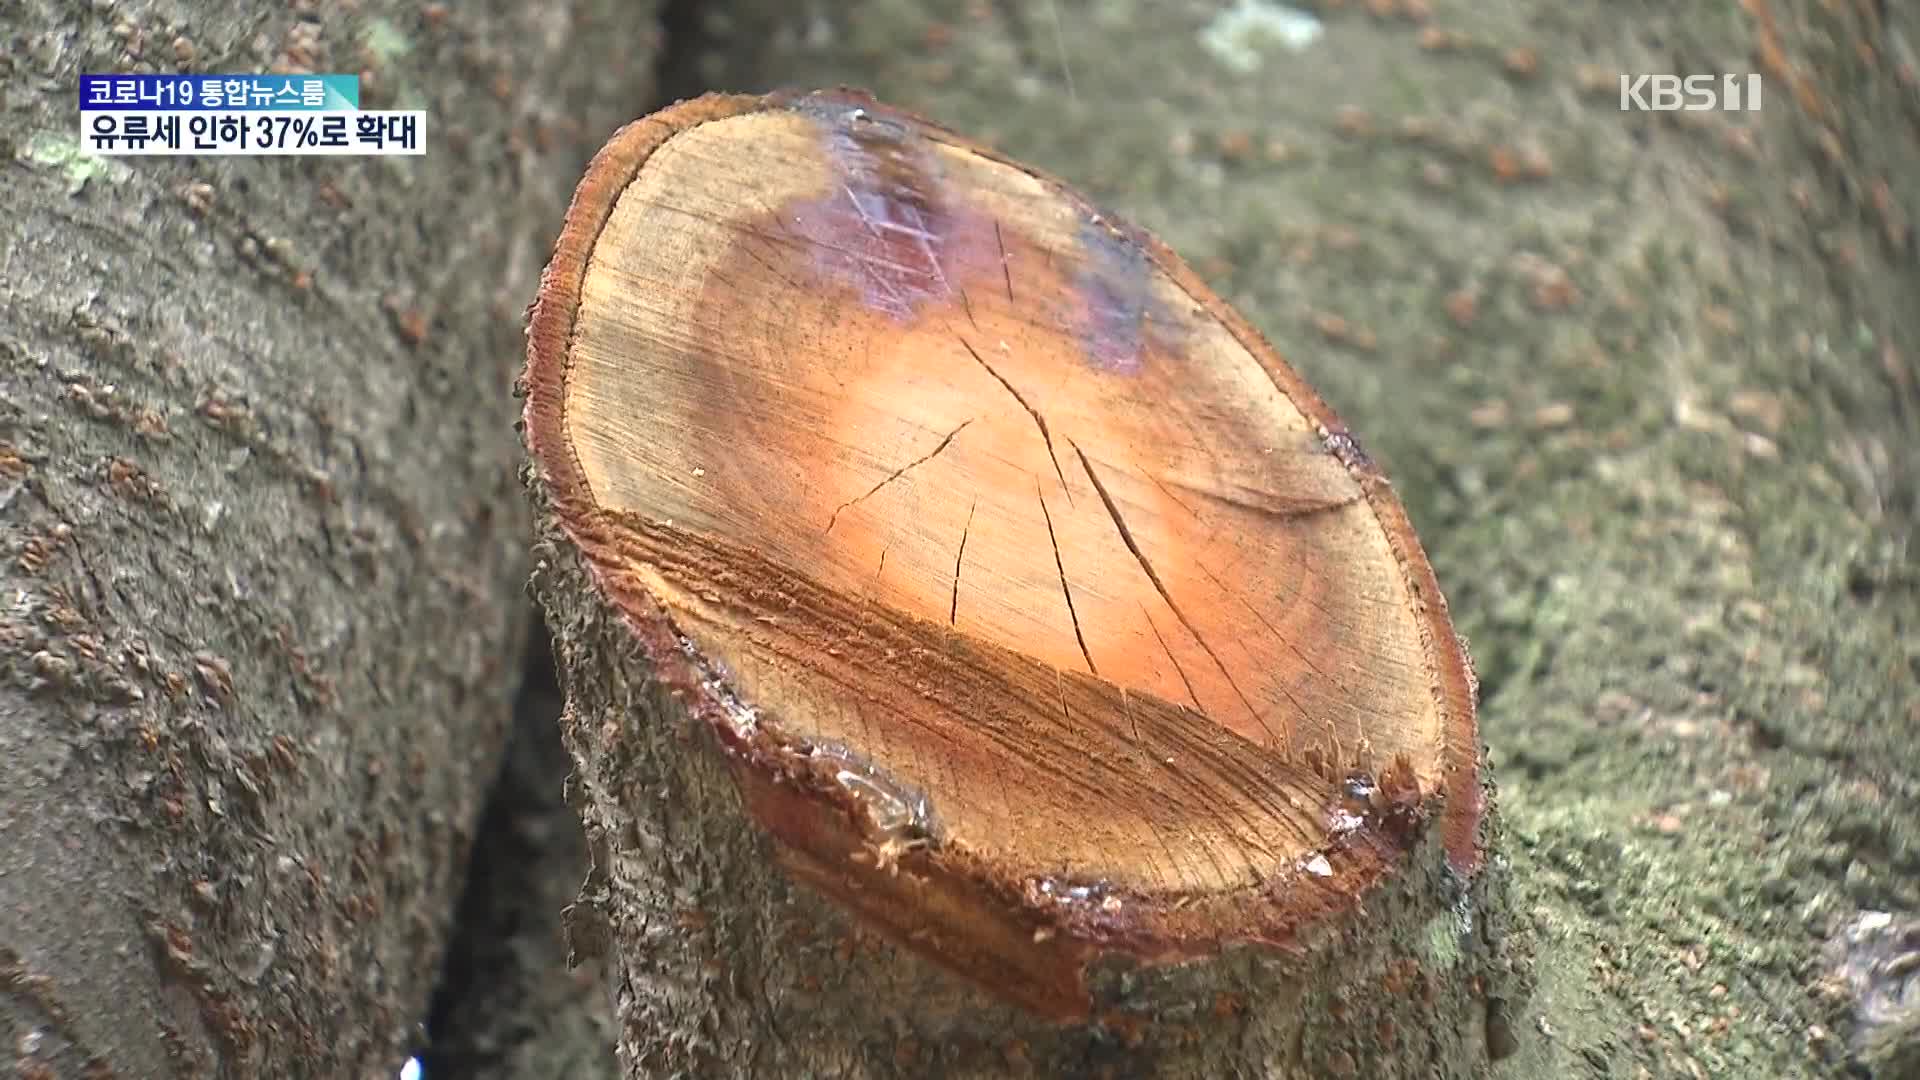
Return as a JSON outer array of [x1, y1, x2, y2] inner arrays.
[[522, 92, 1482, 1005]]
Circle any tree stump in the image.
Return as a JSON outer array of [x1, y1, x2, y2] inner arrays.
[[521, 90, 1521, 1078]]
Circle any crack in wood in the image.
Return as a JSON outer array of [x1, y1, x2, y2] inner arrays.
[[1070, 441, 1282, 749], [994, 219, 1014, 304], [951, 497, 976, 626], [1148, 473, 1198, 518], [1141, 602, 1203, 713], [958, 335, 1071, 500], [826, 418, 974, 533], [1037, 479, 1097, 677], [1160, 475, 1364, 523]]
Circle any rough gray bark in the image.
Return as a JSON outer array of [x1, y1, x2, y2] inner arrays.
[[0, 2, 658, 1076]]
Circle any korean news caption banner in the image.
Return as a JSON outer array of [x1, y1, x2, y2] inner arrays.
[[79, 74, 424, 156]]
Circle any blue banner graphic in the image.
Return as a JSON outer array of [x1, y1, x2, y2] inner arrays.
[[79, 74, 359, 111]]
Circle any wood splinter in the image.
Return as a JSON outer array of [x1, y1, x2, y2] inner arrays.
[[522, 89, 1521, 1078]]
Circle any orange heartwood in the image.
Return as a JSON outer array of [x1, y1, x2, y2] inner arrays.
[[520, 89, 1519, 1079]]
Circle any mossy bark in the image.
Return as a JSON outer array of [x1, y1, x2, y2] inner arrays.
[[0, 1, 657, 1076]]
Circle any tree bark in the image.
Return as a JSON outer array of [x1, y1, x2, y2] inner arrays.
[[523, 91, 1523, 1078], [0, 2, 658, 1076]]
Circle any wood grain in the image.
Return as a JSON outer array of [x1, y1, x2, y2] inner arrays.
[[523, 89, 1483, 1014]]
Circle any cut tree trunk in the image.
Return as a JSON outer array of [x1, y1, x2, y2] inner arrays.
[[0, 2, 657, 1076], [522, 90, 1525, 1078]]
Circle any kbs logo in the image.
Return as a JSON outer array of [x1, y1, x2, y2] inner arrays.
[[1618, 74, 1763, 112]]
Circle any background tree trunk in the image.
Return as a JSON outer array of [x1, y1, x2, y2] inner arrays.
[[0, 1, 658, 1076]]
